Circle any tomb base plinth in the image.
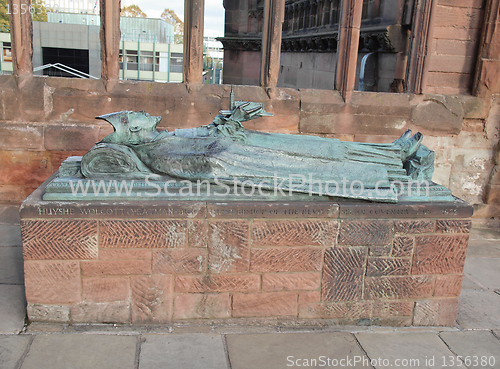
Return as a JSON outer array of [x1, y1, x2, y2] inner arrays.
[[20, 178, 472, 327]]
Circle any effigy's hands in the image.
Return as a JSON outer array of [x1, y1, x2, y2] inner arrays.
[[230, 101, 274, 123]]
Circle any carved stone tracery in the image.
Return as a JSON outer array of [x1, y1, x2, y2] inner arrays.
[[219, 27, 396, 53]]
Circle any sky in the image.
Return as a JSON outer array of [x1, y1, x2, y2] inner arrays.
[[121, 0, 225, 37]]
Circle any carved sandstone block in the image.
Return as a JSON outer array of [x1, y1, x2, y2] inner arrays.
[[338, 220, 392, 246], [82, 277, 130, 303], [188, 220, 208, 248], [372, 301, 414, 317], [131, 275, 173, 323], [173, 293, 230, 319], [232, 292, 298, 317], [299, 301, 373, 319], [434, 275, 463, 297], [22, 220, 97, 260], [252, 220, 338, 247], [413, 299, 459, 326], [27, 303, 70, 323], [262, 272, 321, 292], [394, 220, 435, 234], [99, 249, 151, 260], [391, 236, 414, 257], [436, 219, 472, 233], [81, 260, 151, 276], [368, 245, 392, 257], [208, 220, 249, 273], [71, 301, 130, 323], [322, 247, 367, 302], [24, 261, 81, 304], [250, 247, 323, 272], [412, 235, 469, 274], [364, 276, 435, 300], [152, 249, 207, 274], [298, 291, 321, 304], [99, 220, 188, 248], [366, 258, 411, 277], [175, 275, 260, 293]]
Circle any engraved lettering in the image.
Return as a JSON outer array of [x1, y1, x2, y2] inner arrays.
[[37, 207, 75, 216], [441, 208, 457, 215]]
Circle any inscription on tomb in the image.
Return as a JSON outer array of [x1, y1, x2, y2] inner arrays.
[[22, 200, 471, 220], [339, 202, 472, 219], [22, 203, 206, 219], [207, 202, 339, 218]]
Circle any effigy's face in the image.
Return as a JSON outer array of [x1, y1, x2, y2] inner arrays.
[[98, 111, 162, 145], [128, 111, 161, 132]]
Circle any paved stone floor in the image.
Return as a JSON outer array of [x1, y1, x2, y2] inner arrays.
[[1, 204, 499, 369]]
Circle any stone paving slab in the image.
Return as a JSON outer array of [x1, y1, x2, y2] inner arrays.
[[458, 290, 500, 329], [0, 205, 21, 225], [20, 334, 137, 369], [25, 323, 66, 333], [226, 332, 368, 369], [439, 331, 500, 368], [464, 258, 500, 290], [355, 332, 460, 369], [0, 246, 24, 285], [469, 228, 500, 241], [0, 335, 31, 369], [466, 240, 500, 257], [139, 334, 228, 369], [0, 224, 22, 247], [0, 285, 26, 333], [461, 275, 483, 290]]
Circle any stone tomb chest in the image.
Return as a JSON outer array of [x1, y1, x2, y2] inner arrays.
[[19, 101, 472, 326], [20, 180, 472, 326]]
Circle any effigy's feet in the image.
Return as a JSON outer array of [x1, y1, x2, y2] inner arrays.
[[393, 129, 423, 161]]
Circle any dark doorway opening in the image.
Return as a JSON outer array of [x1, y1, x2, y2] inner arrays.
[[42, 47, 89, 77]]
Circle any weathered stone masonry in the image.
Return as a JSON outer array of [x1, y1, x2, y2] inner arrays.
[[0, 79, 498, 218], [1, 0, 499, 220], [20, 185, 473, 326]]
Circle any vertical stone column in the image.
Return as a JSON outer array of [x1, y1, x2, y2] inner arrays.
[[100, 0, 121, 81], [260, 0, 285, 88], [335, 0, 363, 102], [183, 0, 205, 84], [474, 0, 500, 218], [473, 0, 500, 98], [404, 0, 436, 94], [8, 0, 33, 76]]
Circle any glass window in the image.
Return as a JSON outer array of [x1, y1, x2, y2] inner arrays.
[[169, 53, 183, 73], [3, 43, 12, 62]]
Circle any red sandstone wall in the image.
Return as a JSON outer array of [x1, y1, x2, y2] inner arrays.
[[0, 75, 498, 219], [426, 0, 484, 94]]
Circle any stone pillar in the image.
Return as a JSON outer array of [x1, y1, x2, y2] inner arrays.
[[260, 0, 285, 88], [473, 0, 500, 98], [100, 0, 121, 81], [474, 0, 500, 218], [335, 0, 363, 101], [404, 0, 436, 94], [183, 0, 205, 84], [8, 0, 33, 76]]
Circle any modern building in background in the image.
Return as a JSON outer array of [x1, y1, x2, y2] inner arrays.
[[203, 36, 224, 84], [0, 6, 224, 83], [0, 32, 12, 75]]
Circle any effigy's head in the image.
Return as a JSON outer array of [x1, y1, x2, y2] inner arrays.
[[97, 111, 161, 145]]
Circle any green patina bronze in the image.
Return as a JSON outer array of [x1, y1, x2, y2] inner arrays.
[[44, 92, 454, 202]]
